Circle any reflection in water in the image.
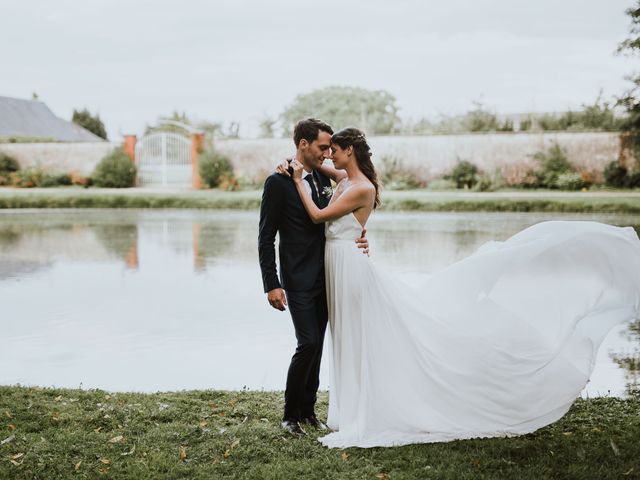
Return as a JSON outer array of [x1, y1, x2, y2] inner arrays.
[[0, 209, 639, 395], [611, 320, 640, 396]]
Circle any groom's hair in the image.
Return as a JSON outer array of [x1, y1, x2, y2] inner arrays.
[[293, 118, 333, 148]]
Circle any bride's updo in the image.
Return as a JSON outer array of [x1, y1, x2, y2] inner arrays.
[[331, 128, 381, 209]]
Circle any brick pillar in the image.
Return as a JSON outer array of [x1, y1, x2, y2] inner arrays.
[[125, 244, 139, 270], [191, 133, 204, 189], [123, 135, 137, 162]]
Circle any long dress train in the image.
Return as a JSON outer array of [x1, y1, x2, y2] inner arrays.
[[319, 213, 640, 448]]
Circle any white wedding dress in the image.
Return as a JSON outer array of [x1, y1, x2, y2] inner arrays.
[[319, 212, 640, 448]]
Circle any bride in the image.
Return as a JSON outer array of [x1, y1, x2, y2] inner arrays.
[[284, 127, 640, 449]]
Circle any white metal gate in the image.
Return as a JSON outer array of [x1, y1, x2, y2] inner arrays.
[[135, 132, 192, 186]]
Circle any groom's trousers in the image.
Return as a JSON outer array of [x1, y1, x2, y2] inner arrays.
[[283, 285, 329, 421]]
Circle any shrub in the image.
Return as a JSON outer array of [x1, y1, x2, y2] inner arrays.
[[556, 172, 592, 190], [473, 170, 505, 192], [92, 148, 137, 188], [603, 161, 629, 188], [218, 173, 240, 191], [199, 150, 234, 188], [426, 178, 457, 190], [531, 143, 573, 188], [39, 173, 72, 187], [0, 151, 20, 173], [10, 168, 44, 188], [447, 160, 479, 189], [627, 170, 640, 188], [379, 155, 424, 190], [70, 171, 92, 187]]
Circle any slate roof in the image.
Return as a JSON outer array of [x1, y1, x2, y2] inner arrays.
[[0, 95, 105, 142]]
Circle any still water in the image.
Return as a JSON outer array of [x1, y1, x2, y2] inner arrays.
[[0, 209, 638, 396]]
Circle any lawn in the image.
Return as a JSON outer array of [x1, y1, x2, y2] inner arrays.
[[0, 386, 638, 479]]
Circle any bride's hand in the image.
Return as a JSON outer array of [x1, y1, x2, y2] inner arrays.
[[275, 157, 293, 177], [290, 159, 304, 181]]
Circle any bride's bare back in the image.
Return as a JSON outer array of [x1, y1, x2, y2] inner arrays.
[[329, 177, 376, 229]]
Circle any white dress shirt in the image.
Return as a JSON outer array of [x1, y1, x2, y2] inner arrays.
[[301, 168, 320, 197]]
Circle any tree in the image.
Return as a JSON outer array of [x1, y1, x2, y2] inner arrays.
[[72, 108, 108, 139], [617, 2, 640, 130], [280, 86, 401, 136], [464, 101, 500, 132], [259, 114, 277, 138]]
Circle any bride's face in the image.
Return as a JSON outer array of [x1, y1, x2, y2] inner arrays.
[[329, 143, 351, 169]]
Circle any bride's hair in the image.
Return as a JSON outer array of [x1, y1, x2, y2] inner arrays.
[[331, 127, 381, 209]]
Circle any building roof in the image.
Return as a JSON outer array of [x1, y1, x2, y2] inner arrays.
[[0, 95, 105, 142]]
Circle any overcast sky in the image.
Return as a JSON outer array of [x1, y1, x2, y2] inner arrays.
[[1, 0, 634, 139]]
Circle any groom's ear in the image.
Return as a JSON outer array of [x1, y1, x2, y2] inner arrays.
[[299, 139, 308, 150]]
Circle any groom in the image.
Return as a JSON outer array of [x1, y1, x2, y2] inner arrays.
[[258, 118, 368, 436]]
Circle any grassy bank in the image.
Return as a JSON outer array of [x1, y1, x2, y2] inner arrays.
[[0, 386, 638, 479], [1, 188, 640, 213]]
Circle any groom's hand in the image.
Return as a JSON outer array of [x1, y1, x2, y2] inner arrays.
[[267, 288, 287, 311], [355, 228, 370, 256]]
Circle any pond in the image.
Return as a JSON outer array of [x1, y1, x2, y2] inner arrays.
[[0, 209, 638, 397]]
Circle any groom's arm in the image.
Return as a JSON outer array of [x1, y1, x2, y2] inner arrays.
[[258, 174, 284, 294]]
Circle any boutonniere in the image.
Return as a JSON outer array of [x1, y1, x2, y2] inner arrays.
[[322, 186, 333, 199]]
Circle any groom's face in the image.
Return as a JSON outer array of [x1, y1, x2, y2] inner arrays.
[[302, 131, 332, 169]]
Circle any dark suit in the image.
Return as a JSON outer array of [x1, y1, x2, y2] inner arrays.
[[258, 169, 331, 421]]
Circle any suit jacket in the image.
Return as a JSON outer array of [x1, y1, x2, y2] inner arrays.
[[258, 169, 332, 293]]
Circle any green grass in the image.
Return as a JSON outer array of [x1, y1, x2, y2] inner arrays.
[[1, 188, 640, 213], [0, 386, 638, 479]]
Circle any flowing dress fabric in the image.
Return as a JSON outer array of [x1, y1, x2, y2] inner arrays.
[[320, 214, 640, 448]]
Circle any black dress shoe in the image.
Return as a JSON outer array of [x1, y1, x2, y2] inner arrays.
[[281, 419, 306, 436], [300, 415, 328, 431]]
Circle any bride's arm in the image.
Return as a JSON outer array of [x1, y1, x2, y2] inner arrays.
[[275, 159, 347, 183], [291, 161, 371, 224], [317, 161, 347, 183]]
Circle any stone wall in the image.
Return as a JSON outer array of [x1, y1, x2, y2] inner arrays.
[[215, 132, 621, 184], [0, 142, 121, 175]]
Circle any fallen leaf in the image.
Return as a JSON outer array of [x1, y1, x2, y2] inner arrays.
[[562, 432, 573, 436], [99, 458, 111, 465], [199, 420, 207, 428], [375, 474, 389, 480], [230, 440, 240, 449], [179, 446, 187, 461], [54, 395, 62, 402], [9, 459, 23, 467], [624, 468, 634, 476], [209, 403, 217, 409], [98, 467, 109, 474], [1, 435, 15, 445], [223, 449, 231, 459], [51, 412, 60, 421], [341, 452, 349, 461], [4, 412, 13, 419], [610, 439, 620, 456], [74, 460, 82, 471], [7, 424, 16, 431], [94, 427, 102, 433], [10, 453, 24, 460], [121, 445, 136, 456], [108, 435, 124, 444], [105, 395, 111, 400], [591, 427, 601, 433]]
